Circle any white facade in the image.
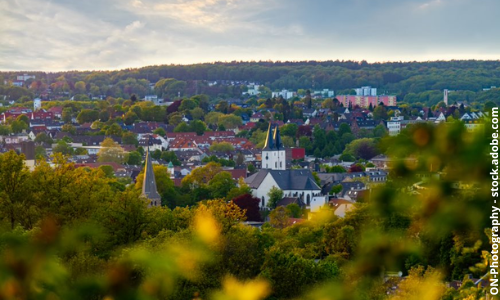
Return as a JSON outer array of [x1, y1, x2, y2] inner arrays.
[[272, 90, 294, 100], [262, 149, 286, 170], [251, 172, 325, 210], [355, 86, 377, 96], [387, 116, 403, 136], [33, 98, 42, 111]]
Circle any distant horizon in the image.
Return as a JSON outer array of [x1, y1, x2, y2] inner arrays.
[[2, 58, 500, 73]]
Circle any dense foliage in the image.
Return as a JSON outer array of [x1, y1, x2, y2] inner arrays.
[[2, 60, 500, 105], [0, 119, 494, 299]]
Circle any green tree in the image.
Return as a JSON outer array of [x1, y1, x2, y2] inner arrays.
[[105, 123, 122, 136], [267, 186, 284, 209], [0, 151, 31, 229], [34, 132, 53, 145], [208, 172, 236, 199], [127, 151, 142, 165], [11, 120, 28, 133], [153, 127, 166, 136], [209, 141, 235, 152], [52, 140, 74, 155], [97, 138, 126, 163], [62, 107, 73, 123], [122, 131, 138, 146]]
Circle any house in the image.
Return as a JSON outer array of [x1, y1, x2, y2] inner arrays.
[[329, 199, 355, 218], [250, 113, 264, 122]]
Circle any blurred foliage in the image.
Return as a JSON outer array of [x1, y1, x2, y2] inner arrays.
[[0, 119, 496, 299]]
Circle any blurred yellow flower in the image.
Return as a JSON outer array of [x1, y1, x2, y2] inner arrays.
[[215, 276, 270, 300], [194, 211, 221, 245]]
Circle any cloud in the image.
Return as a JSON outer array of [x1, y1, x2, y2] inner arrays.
[[0, 0, 498, 71]]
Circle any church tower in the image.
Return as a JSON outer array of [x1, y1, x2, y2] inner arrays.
[[262, 123, 286, 170], [141, 147, 161, 207]]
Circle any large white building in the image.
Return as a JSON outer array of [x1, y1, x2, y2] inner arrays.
[[272, 90, 294, 100], [355, 86, 377, 96]]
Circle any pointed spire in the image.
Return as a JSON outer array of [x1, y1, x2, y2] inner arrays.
[[141, 147, 161, 207], [273, 125, 283, 150], [263, 122, 275, 150]]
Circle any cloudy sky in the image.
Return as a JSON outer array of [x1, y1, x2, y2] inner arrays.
[[1, 0, 499, 71]]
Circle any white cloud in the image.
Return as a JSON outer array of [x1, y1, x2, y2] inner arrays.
[[0, 0, 498, 71]]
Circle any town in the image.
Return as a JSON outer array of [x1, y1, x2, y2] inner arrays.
[[0, 63, 496, 299]]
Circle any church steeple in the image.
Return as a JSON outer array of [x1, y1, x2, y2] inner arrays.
[[263, 122, 275, 150], [273, 125, 282, 150], [261, 122, 286, 170], [141, 147, 161, 207]]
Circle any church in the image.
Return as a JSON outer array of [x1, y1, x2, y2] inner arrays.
[[245, 123, 326, 211], [141, 147, 162, 207]]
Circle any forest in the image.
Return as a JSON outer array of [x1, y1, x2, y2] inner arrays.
[[0, 120, 493, 299], [1, 60, 500, 106]]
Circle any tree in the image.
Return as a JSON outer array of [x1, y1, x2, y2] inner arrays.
[[127, 151, 142, 165], [61, 124, 76, 135], [321, 98, 334, 109], [98, 138, 126, 163], [338, 123, 351, 136], [373, 124, 387, 138], [348, 164, 365, 173], [174, 122, 190, 133], [189, 120, 207, 135], [35, 132, 53, 145], [218, 114, 242, 129], [123, 111, 139, 125], [0, 125, 11, 135], [280, 123, 298, 138], [268, 206, 289, 229], [179, 99, 197, 111], [299, 137, 313, 154], [99, 189, 152, 246], [161, 151, 181, 166], [233, 194, 261, 221], [267, 186, 284, 209], [153, 127, 166, 136], [74, 81, 86, 93], [190, 107, 205, 120], [52, 140, 74, 155], [204, 112, 223, 127], [344, 138, 379, 160], [122, 131, 138, 146], [208, 172, 236, 199], [0, 151, 31, 229], [62, 107, 73, 123], [105, 123, 122, 136], [11, 120, 28, 133], [329, 184, 343, 196], [98, 165, 115, 178], [326, 165, 347, 173], [76, 109, 99, 124], [373, 105, 388, 120], [286, 203, 302, 218], [209, 141, 235, 152]]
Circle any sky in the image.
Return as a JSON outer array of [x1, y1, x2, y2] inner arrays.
[[1, 0, 499, 71]]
